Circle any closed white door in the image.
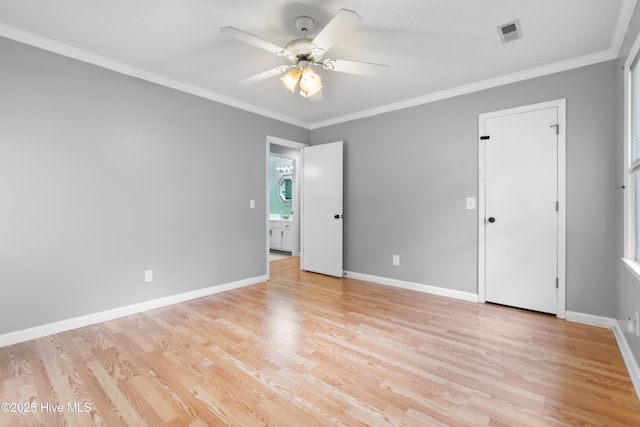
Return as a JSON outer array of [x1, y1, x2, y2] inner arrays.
[[482, 105, 559, 314], [301, 141, 343, 277]]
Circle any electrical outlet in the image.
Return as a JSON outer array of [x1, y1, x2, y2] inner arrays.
[[392, 255, 400, 266], [145, 270, 153, 283]]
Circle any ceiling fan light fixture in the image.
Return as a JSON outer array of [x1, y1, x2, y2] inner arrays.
[[299, 66, 323, 98], [222, 9, 389, 103], [280, 68, 302, 92]]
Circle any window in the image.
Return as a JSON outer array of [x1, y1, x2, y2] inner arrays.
[[636, 173, 640, 261], [624, 35, 640, 276], [632, 57, 640, 262]]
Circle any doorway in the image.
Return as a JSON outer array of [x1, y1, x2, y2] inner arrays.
[[266, 136, 307, 277], [265, 136, 345, 279], [478, 99, 566, 317], [269, 153, 295, 261]]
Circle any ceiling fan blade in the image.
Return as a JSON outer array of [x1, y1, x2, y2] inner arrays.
[[238, 67, 288, 85], [220, 26, 286, 55], [311, 9, 361, 53], [330, 59, 389, 77]]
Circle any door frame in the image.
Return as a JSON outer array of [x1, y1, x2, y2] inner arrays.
[[477, 99, 566, 319], [265, 136, 308, 278]]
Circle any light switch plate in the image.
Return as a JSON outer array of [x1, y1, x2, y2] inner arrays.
[[249, 199, 255, 209], [466, 197, 476, 210]]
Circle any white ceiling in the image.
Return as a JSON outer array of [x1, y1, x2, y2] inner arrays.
[[0, 0, 636, 128]]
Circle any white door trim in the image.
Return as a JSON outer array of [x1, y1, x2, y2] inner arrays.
[[478, 99, 566, 319], [265, 136, 308, 279]]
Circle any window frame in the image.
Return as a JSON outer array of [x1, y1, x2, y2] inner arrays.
[[623, 31, 640, 280]]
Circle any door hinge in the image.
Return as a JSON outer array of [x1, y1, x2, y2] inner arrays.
[[550, 124, 559, 135], [555, 278, 559, 289], [555, 201, 559, 212], [480, 135, 490, 140]]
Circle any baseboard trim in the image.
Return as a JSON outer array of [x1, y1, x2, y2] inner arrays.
[[0, 274, 268, 348], [565, 311, 640, 400], [565, 311, 617, 328], [344, 271, 479, 303], [613, 321, 640, 399], [4, 274, 640, 401], [343, 277, 640, 397]]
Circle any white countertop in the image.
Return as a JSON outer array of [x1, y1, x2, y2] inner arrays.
[[269, 214, 292, 221]]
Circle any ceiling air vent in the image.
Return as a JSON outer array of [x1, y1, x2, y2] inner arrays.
[[497, 20, 522, 43]]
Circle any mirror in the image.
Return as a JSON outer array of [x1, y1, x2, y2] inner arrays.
[[278, 174, 293, 204]]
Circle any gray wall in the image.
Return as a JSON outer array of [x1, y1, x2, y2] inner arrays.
[[0, 30, 627, 343], [0, 37, 309, 334], [311, 60, 619, 316]]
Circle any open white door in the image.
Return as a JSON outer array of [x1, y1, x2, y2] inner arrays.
[[301, 141, 344, 277]]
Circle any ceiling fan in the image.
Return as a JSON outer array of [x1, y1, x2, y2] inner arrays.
[[220, 9, 388, 101]]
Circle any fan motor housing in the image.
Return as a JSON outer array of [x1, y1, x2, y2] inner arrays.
[[284, 38, 324, 62]]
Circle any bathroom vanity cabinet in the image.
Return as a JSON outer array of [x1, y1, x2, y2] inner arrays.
[[269, 220, 293, 252]]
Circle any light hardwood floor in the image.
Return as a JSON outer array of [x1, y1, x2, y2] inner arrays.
[[1, 257, 639, 426]]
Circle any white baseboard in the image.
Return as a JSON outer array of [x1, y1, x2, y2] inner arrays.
[[565, 311, 618, 328], [0, 275, 268, 348], [344, 271, 479, 303], [613, 321, 640, 400], [565, 311, 640, 400], [5, 273, 639, 401], [342, 276, 640, 399]]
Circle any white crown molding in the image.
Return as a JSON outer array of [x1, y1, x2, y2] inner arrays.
[[344, 271, 478, 303], [0, 23, 311, 130], [310, 49, 617, 129], [0, 274, 267, 348], [1, 0, 635, 132]]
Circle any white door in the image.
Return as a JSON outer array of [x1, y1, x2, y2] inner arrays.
[[301, 141, 343, 277], [482, 104, 559, 314]]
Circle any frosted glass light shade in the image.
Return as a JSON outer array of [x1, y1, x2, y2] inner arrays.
[[280, 68, 302, 93], [299, 67, 323, 98]]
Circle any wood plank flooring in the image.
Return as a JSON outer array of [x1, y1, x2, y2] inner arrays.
[[1, 256, 639, 426]]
